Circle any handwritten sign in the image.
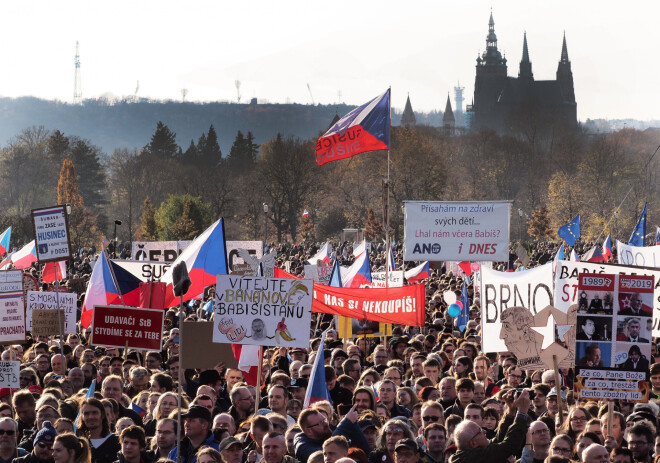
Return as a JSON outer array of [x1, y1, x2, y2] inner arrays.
[[26, 291, 77, 334], [32, 205, 71, 262], [32, 309, 66, 336], [0, 361, 19, 388]]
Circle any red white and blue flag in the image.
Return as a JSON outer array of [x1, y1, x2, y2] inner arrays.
[[12, 241, 37, 269], [570, 249, 580, 262], [302, 209, 309, 218], [316, 89, 390, 165], [308, 242, 332, 265], [582, 246, 604, 263], [342, 250, 372, 288], [303, 331, 332, 408], [130, 402, 146, 418], [656, 227, 660, 245], [42, 261, 67, 283], [405, 261, 429, 283], [0, 227, 11, 255], [232, 344, 260, 386], [162, 218, 228, 307], [353, 240, 366, 258], [603, 234, 613, 260]]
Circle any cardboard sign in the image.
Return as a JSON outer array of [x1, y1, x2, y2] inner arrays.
[[0, 271, 24, 293], [31, 309, 66, 336], [0, 361, 20, 388], [181, 321, 238, 369], [31, 205, 71, 262], [370, 271, 404, 288], [574, 273, 652, 402], [26, 291, 77, 334], [304, 263, 333, 285], [132, 241, 192, 262], [90, 305, 164, 350], [0, 292, 25, 344], [226, 241, 264, 275], [403, 201, 510, 261], [213, 276, 313, 347]]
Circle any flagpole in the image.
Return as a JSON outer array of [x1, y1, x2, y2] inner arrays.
[[255, 346, 263, 415], [103, 248, 126, 306], [383, 87, 392, 349]]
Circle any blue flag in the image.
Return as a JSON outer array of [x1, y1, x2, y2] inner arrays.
[[329, 259, 342, 287], [558, 214, 580, 246], [628, 202, 647, 247], [457, 278, 470, 332]]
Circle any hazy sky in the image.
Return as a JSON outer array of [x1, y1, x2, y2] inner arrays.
[[1, 0, 659, 121]]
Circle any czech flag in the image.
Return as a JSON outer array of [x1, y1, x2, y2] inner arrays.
[[328, 259, 342, 287], [302, 209, 309, 218], [232, 345, 260, 386], [161, 218, 228, 307], [308, 242, 332, 265], [405, 261, 429, 283], [130, 402, 146, 418], [0, 227, 11, 255], [274, 267, 300, 279], [570, 249, 580, 262], [12, 241, 37, 269], [602, 234, 613, 260], [552, 244, 565, 273], [303, 331, 332, 408], [388, 246, 397, 271], [42, 261, 67, 283], [80, 252, 142, 328], [316, 89, 390, 166], [582, 246, 604, 263], [353, 240, 366, 258], [342, 250, 372, 288]]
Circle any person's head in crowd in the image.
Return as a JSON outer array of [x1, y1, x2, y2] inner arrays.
[[610, 447, 633, 463], [109, 357, 123, 377], [182, 405, 212, 447], [423, 423, 446, 460], [150, 373, 173, 394], [353, 386, 377, 414], [13, 389, 37, 426], [422, 359, 441, 385], [289, 347, 307, 363], [36, 405, 60, 429], [196, 447, 222, 463], [155, 418, 177, 455], [97, 356, 111, 378], [289, 360, 303, 380], [54, 418, 74, 435], [342, 359, 361, 382], [122, 360, 136, 382], [376, 403, 390, 420], [452, 356, 472, 379], [66, 368, 84, 393], [581, 443, 608, 463], [36, 353, 51, 376], [584, 418, 603, 443], [393, 438, 420, 463], [119, 425, 145, 463], [101, 375, 123, 401], [78, 398, 110, 439], [439, 377, 456, 402], [455, 378, 474, 406], [463, 404, 483, 427], [32, 419, 57, 460], [358, 420, 379, 452], [196, 385, 217, 406], [454, 418, 488, 450], [288, 378, 307, 404], [413, 377, 433, 397], [265, 413, 287, 434], [530, 420, 552, 449], [133, 391, 149, 411], [284, 426, 301, 457], [505, 366, 523, 388], [529, 369, 543, 386], [191, 394, 214, 415], [51, 354, 64, 376], [308, 450, 324, 463], [626, 422, 653, 463], [376, 419, 415, 457], [358, 369, 380, 388], [323, 435, 349, 463], [472, 382, 485, 403], [383, 367, 403, 387], [230, 386, 254, 419], [562, 407, 591, 439], [115, 417, 134, 435], [299, 408, 332, 442], [213, 413, 236, 437], [338, 374, 356, 393], [219, 436, 244, 463], [531, 384, 551, 413], [101, 398, 118, 426], [166, 356, 180, 379], [482, 407, 499, 431], [287, 399, 302, 420], [20, 368, 38, 389], [396, 387, 417, 410], [575, 431, 601, 461], [299, 364, 312, 380], [549, 434, 573, 459], [0, 404, 12, 418], [441, 342, 455, 362], [377, 380, 397, 407], [267, 384, 289, 416], [410, 354, 426, 379], [250, 415, 273, 452], [143, 351, 161, 371], [52, 432, 91, 463], [372, 346, 388, 367]]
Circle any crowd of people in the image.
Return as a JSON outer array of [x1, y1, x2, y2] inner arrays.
[[0, 239, 657, 463]]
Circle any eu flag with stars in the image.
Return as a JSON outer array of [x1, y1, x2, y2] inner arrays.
[[558, 214, 580, 246], [628, 202, 647, 247]]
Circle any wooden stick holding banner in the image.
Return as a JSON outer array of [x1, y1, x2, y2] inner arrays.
[[255, 346, 263, 415], [552, 355, 564, 423], [607, 401, 613, 437], [55, 275, 66, 376], [343, 317, 348, 351]]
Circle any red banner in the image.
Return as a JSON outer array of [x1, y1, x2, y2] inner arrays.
[[90, 305, 164, 350], [312, 283, 426, 326]]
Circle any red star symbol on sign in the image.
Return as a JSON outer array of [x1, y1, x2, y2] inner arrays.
[[621, 295, 631, 309]]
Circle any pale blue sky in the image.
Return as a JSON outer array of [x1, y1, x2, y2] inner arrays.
[[1, 0, 658, 120]]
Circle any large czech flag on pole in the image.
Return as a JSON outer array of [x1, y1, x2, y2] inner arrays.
[[0, 227, 11, 255], [162, 218, 228, 307], [304, 331, 332, 408], [342, 250, 372, 288], [12, 241, 37, 269], [315, 89, 390, 165]]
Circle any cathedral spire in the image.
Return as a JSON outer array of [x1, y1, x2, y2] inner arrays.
[[522, 32, 530, 62], [443, 94, 455, 123], [519, 31, 533, 80], [560, 31, 570, 63], [401, 94, 416, 127]]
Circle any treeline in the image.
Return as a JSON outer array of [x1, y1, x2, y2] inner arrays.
[[0, 122, 658, 250]]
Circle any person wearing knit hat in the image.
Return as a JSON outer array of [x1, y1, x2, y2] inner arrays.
[[14, 420, 57, 463]]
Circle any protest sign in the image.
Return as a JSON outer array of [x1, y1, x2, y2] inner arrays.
[[132, 241, 192, 262], [304, 263, 333, 285], [0, 361, 19, 388], [31, 309, 66, 336], [617, 241, 660, 268], [0, 292, 25, 344], [0, 271, 24, 293], [574, 273, 652, 401], [112, 259, 171, 281], [26, 291, 77, 334], [182, 321, 238, 369], [370, 271, 404, 288], [555, 260, 660, 336], [403, 201, 510, 261], [313, 284, 426, 326], [31, 205, 71, 262], [90, 306, 164, 350], [480, 264, 554, 354], [336, 316, 392, 338], [213, 276, 313, 347], [226, 241, 264, 274]]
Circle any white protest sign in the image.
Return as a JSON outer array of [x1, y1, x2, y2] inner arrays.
[[31, 205, 71, 262], [617, 241, 660, 268], [26, 291, 77, 334], [370, 271, 404, 288], [304, 264, 333, 285], [112, 260, 171, 281], [481, 263, 554, 354], [213, 275, 313, 347], [132, 241, 192, 262], [226, 241, 264, 274], [0, 271, 24, 293], [404, 201, 510, 261], [0, 361, 19, 388], [0, 292, 25, 343], [555, 260, 660, 337]]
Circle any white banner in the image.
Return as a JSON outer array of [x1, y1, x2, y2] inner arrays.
[[481, 264, 554, 354], [555, 260, 660, 337], [26, 291, 77, 334], [0, 271, 24, 293], [226, 241, 264, 274], [370, 271, 404, 288], [112, 260, 171, 281], [404, 201, 510, 261], [304, 263, 333, 285], [132, 241, 192, 262], [617, 241, 660, 268], [213, 276, 313, 347]]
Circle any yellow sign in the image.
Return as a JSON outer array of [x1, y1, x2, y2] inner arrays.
[[337, 316, 392, 338]]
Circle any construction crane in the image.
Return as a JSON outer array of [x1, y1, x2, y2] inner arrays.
[[307, 83, 314, 105]]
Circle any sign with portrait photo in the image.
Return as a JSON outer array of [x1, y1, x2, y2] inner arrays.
[[213, 275, 313, 347]]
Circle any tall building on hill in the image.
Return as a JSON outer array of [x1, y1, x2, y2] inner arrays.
[[401, 95, 417, 127], [470, 12, 577, 134], [442, 94, 455, 136]]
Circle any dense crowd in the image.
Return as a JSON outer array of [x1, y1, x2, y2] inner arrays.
[[0, 239, 656, 463]]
